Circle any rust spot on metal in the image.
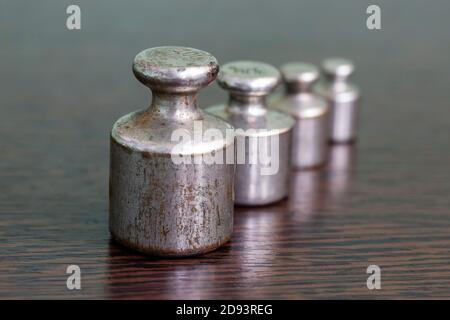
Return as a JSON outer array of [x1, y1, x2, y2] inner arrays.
[[111, 136, 133, 154], [216, 205, 221, 226], [141, 151, 152, 158]]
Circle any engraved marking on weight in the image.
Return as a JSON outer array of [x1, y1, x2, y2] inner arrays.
[[139, 47, 213, 68], [227, 66, 265, 76]]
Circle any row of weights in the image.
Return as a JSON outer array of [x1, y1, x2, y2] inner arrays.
[[109, 46, 359, 257]]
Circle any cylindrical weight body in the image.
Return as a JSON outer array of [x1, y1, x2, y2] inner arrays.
[[328, 97, 358, 143], [234, 129, 291, 205], [110, 128, 234, 256], [290, 114, 329, 168]]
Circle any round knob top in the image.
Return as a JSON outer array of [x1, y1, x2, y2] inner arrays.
[[217, 61, 281, 96], [322, 58, 354, 80], [280, 62, 319, 92], [132, 46, 219, 93]]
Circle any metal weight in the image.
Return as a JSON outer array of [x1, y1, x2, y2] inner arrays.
[[271, 62, 329, 169], [206, 61, 294, 206], [109, 46, 235, 257], [315, 58, 360, 143]]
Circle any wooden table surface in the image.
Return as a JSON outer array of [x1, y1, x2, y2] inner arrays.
[[1, 1, 450, 299]]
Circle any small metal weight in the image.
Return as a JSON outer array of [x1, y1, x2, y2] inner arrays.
[[315, 58, 360, 143], [206, 61, 294, 206], [271, 62, 329, 169], [109, 46, 235, 257]]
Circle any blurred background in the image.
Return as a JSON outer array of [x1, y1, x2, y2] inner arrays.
[[2, 0, 450, 214]]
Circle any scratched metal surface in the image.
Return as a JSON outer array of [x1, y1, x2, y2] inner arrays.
[[1, 0, 450, 299]]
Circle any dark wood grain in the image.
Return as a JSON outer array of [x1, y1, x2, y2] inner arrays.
[[1, 0, 450, 299]]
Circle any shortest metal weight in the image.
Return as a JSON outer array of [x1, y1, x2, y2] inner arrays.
[[271, 62, 329, 169], [109, 46, 235, 257], [315, 58, 360, 143]]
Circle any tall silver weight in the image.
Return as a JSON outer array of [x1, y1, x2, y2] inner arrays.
[[109, 46, 234, 257]]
